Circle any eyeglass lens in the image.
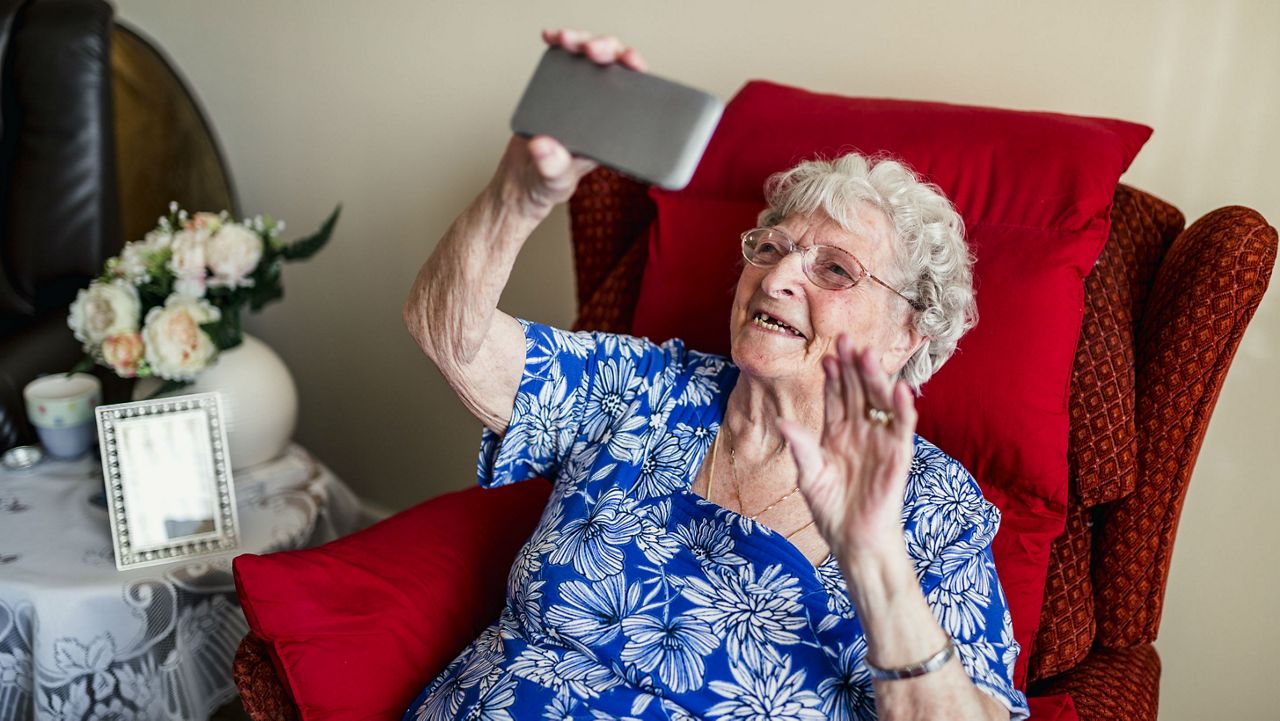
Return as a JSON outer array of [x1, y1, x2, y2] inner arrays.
[[742, 229, 865, 290]]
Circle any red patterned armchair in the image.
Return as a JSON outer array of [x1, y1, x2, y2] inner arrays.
[[227, 74, 1269, 721], [232, 165, 1274, 720]]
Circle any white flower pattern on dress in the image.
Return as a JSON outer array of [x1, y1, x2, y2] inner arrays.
[[680, 564, 807, 668], [671, 518, 748, 571], [549, 488, 643, 582], [818, 639, 877, 721], [546, 574, 640, 646], [407, 320, 1029, 721], [633, 431, 687, 500], [706, 655, 825, 721], [620, 613, 720, 693]]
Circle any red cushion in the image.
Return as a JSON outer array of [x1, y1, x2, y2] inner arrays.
[[631, 80, 1150, 688], [234, 482, 550, 721]]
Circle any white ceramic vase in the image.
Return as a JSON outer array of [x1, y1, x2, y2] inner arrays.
[[132, 334, 298, 470]]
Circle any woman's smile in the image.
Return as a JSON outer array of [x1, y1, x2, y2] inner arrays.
[[749, 311, 806, 339]]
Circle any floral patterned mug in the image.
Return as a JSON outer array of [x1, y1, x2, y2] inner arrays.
[[23, 373, 102, 458]]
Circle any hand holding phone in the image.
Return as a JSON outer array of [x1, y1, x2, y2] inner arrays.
[[540, 29, 649, 73], [511, 32, 722, 191]]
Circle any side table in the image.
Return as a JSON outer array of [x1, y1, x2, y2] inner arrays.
[[0, 445, 368, 721]]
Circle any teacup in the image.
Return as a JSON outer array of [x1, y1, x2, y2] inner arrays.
[[23, 373, 102, 458]]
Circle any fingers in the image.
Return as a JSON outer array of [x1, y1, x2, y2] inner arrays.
[[823, 336, 906, 436], [891, 378, 918, 440], [528, 137, 598, 184], [836, 335, 866, 425], [542, 28, 647, 71], [822, 356, 844, 430], [527, 136, 572, 180], [543, 28, 588, 52], [855, 347, 916, 443], [856, 347, 894, 419], [619, 46, 649, 72], [778, 418, 823, 485], [584, 35, 625, 64], [520, 135, 597, 210]]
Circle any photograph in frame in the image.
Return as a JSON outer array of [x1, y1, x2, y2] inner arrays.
[[95, 392, 239, 570]]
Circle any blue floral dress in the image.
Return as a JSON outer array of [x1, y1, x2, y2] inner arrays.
[[404, 320, 1030, 721]]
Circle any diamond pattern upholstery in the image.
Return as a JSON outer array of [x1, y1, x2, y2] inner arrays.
[[1096, 204, 1277, 648], [1030, 185, 1185, 680], [568, 170, 653, 332], [1030, 644, 1162, 721], [1070, 186, 1185, 509], [234, 634, 299, 721]]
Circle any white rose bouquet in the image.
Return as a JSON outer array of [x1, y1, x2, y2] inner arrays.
[[68, 202, 339, 392]]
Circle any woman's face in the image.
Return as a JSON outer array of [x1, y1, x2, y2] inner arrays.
[[728, 209, 919, 390]]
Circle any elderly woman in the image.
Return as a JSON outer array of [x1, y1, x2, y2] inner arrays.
[[402, 29, 1028, 721]]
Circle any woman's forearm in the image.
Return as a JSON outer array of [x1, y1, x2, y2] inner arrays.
[[840, 548, 1009, 721], [403, 135, 594, 432], [403, 178, 542, 370]]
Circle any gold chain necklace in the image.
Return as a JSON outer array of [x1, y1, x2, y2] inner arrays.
[[709, 424, 816, 540]]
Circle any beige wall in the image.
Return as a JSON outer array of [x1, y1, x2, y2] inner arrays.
[[113, 1, 1279, 718]]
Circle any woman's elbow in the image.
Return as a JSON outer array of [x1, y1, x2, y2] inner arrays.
[[402, 295, 435, 359]]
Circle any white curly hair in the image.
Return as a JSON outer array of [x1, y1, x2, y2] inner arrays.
[[758, 152, 977, 392]]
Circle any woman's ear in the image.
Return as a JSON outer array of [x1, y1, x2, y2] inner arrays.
[[882, 323, 926, 377]]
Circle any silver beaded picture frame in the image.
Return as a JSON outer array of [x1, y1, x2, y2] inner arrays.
[[96, 392, 239, 570]]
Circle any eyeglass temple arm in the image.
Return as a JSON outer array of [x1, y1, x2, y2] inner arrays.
[[867, 274, 926, 311]]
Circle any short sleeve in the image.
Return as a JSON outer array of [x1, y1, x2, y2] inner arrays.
[[476, 320, 682, 489], [904, 443, 1030, 721]]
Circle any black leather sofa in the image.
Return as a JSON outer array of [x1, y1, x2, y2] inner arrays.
[[0, 0, 237, 451]]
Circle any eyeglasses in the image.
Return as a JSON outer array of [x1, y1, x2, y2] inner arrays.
[[740, 227, 923, 311]]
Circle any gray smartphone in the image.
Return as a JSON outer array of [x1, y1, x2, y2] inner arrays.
[[510, 48, 723, 191]]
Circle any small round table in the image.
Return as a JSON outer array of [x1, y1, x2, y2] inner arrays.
[[0, 445, 368, 721]]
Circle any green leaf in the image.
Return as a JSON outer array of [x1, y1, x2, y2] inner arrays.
[[202, 302, 244, 350], [281, 204, 341, 261], [247, 257, 284, 312], [67, 356, 96, 375], [146, 247, 174, 280], [248, 282, 284, 312], [137, 273, 175, 308]]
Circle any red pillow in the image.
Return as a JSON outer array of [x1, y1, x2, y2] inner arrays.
[[631, 80, 1150, 688], [234, 482, 550, 721]]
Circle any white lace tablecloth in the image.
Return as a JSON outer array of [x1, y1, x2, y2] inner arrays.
[[0, 445, 368, 721]]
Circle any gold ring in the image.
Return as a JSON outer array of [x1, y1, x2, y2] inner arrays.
[[866, 407, 894, 426]]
